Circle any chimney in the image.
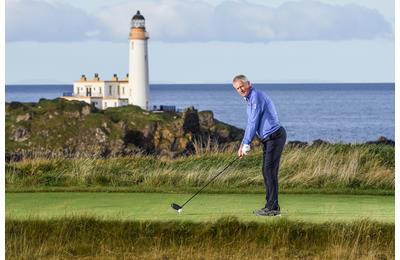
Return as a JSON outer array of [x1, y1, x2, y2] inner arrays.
[[112, 73, 118, 81], [80, 74, 87, 81]]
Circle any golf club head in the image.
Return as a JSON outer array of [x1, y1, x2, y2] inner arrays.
[[171, 203, 182, 211]]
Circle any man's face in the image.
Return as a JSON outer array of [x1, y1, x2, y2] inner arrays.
[[233, 80, 251, 97]]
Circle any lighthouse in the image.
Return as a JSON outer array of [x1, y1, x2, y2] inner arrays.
[[64, 11, 151, 110], [128, 10, 150, 110]]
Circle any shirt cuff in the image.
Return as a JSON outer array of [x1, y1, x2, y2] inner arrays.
[[241, 139, 251, 145]]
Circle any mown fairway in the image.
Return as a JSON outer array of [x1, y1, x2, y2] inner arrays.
[[6, 192, 394, 223]]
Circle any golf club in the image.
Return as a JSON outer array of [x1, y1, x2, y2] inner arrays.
[[171, 156, 239, 213]]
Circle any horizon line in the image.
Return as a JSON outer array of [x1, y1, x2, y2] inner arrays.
[[5, 81, 395, 86]]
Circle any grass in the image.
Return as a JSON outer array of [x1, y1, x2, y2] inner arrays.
[[6, 186, 394, 196], [6, 192, 394, 223], [6, 216, 394, 259], [5, 143, 395, 194]]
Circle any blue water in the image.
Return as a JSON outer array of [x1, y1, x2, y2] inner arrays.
[[5, 83, 394, 143]]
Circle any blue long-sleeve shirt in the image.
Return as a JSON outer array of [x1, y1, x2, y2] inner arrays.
[[242, 88, 281, 145]]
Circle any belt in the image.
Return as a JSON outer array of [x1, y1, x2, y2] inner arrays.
[[261, 127, 284, 143]]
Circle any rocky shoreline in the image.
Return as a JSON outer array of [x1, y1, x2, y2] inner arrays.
[[286, 136, 394, 148], [5, 98, 394, 162]]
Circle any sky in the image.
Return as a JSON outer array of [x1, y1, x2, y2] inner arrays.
[[5, 0, 395, 84]]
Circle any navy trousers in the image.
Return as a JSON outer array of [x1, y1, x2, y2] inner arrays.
[[262, 127, 287, 210]]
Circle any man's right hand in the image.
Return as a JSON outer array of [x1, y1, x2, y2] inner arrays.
[[238, 144, 245, 158]]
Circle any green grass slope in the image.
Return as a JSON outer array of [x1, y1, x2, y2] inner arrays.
[[6, 192, 394, 223]]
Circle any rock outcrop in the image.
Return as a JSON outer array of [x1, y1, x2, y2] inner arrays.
[[5, 98, 244, 161], [366, 136, 395, 146]]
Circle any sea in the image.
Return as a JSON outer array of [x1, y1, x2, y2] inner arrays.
[[5, 83, 394, 143]]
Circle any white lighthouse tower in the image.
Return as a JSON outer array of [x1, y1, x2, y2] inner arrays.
[[128, 11, 150, 110]]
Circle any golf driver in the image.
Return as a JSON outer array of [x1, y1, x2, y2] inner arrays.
[[171, 156, 239, 213]]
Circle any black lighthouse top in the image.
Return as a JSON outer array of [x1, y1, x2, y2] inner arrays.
[[131, 11, 145, 28]]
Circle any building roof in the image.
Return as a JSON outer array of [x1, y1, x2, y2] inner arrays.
[[132, 10, 145, 20]]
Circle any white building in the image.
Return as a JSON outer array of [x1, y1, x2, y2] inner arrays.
[[62, 11, 150, 110]]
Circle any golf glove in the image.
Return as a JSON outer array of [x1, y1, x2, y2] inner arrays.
[[242, 144, 251, 155]]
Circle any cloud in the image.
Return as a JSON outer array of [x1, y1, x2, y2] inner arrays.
[[6, 0, 393, 42], [6, 0, 104, 42], [94, 0, 216, 42]]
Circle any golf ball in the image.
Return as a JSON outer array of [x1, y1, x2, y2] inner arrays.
[[178, 209, 182, 213]]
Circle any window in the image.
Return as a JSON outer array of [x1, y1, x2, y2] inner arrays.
[[104, 102, 107, 108], [122, 87, 125, 95], [99, 87, 102, 94], [109, 86, 112, 95], [117, 85, 120, 95], [114, 102, 117, 107], [132, 20, 145, 28], [77, 88, 80, 95]]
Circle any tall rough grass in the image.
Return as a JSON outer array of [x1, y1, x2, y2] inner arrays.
[[5, 144, 394, 193], [192, 135, 237, 155], [6, 216, 394, 259]]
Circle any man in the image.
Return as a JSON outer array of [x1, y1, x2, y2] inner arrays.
[[232, 74, 287, 216]]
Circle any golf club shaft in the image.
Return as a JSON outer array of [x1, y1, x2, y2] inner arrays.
[[181, 157, 239, 208]]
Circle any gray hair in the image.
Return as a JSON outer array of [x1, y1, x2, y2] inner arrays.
[[232, 74, 249, 83]]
